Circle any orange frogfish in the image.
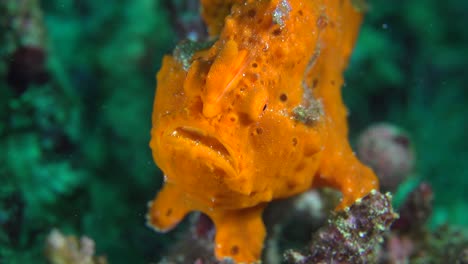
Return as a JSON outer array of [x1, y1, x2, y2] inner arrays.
[[147, 0, 378, 262]]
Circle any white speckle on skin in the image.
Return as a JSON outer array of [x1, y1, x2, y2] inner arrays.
[[273, 0, 292, 29]]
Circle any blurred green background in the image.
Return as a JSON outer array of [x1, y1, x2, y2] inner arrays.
[[0, 0, 467, 263]]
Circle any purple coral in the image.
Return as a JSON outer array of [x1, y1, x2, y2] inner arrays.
[[285, 190, 398, 264], [391, 182, 433, 233], [381, 182, 468, 263]]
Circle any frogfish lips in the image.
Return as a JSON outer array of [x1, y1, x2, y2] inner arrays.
[[158, 126, 238, 186]]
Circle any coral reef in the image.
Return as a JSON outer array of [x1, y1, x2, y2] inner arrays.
[[284, 190, 397, 264], [392, 182, 433, 233], [382, 182, 468, 263]]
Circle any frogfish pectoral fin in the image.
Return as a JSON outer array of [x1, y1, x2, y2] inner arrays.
[[210, 204, 266, 262], [146, 183, 190, 232], [336, 161, 379, 210], [314, 148, 379, 210]]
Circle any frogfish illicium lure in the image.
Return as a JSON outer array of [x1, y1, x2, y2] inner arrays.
[[146, 0, 379, 262]]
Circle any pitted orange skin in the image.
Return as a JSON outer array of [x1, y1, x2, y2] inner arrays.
[[147, 0, 379, 262]]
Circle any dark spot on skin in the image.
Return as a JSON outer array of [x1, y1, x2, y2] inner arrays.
[[275, 48, 284, 59], [312, 78, 319, 88], [298, 10, 303, 16], [231, 245, 239, 255], [256, 127, 263, 135], [247, 9, 256, 17], [295, 162, 306, 172], [280, 93, 288, 102], [331, 80, 336, 85], [272, 28, 282, 36], [287, 181, 297, 190], [230, 116, 237, 122], [292, 137, 298, 146], [262, 104, 267, 111], [166, 208, 173, 216], [252, 62, 258, 68], [248, 73, 259, 82]]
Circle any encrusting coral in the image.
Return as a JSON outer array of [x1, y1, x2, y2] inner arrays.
[[382, 182, 468, 263], [284, 190, 398, 264], [147, 0, 378, 262]]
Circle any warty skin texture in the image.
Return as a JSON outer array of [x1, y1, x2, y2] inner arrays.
[[147, 0, 379, 262]]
